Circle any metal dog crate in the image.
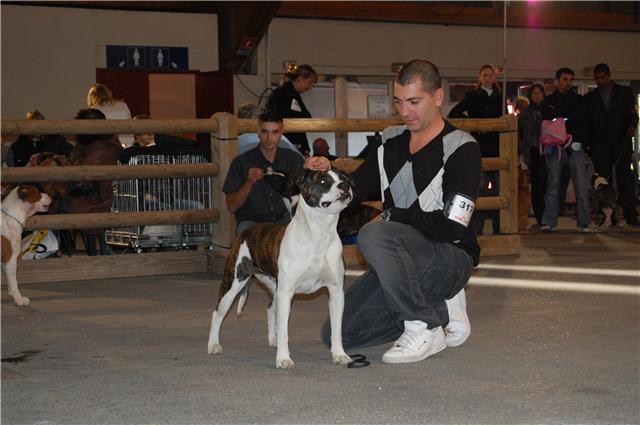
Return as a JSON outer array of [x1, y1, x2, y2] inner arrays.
[[106, 154, 213, 251]]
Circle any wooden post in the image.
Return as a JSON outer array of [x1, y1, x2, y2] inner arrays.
[[334, 76, 349, 156], [211, 112, 238, 249], [499, 114, 518, 234]]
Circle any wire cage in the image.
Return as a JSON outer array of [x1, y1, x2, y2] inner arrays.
[[106, 154, 213, 252]]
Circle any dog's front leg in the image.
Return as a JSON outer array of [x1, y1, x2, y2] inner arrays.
[[602, 207, 613, 228], [2, 260, 29, 306], [275, 289, 295, 369], [327, 284, 351, 365]]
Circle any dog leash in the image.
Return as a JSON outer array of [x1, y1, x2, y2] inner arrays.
[[1, 208, 24, 231], [347, 353, 370, 368]]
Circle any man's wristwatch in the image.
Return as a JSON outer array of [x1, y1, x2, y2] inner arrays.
[[380, 209, 392, 222]]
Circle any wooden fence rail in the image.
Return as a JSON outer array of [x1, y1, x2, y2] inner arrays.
[[1, 113, 519, 283], [2, 163, 219, 183], [25, 209, 219, 231], [1, 118, 219, 136]]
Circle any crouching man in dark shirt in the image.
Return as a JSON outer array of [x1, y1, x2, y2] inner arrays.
[[320, 59, 482, 364]]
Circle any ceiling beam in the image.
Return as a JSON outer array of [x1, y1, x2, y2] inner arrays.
[[276, 1, 640, 32], [216, 2, 281, 72]]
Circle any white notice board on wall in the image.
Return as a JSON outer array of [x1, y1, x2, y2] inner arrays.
[[367, 95, 392, 119]]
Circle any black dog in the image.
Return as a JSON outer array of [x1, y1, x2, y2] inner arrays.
[[591, 173, 617, 227]]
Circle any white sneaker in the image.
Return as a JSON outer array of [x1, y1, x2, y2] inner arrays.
[[381, 320, 446, 364], [445, 288, 471, 347]]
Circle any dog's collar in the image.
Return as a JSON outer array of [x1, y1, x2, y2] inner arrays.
[[1, 208, 24, 230]]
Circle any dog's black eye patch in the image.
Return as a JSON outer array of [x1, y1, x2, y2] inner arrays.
[[299, 171, 336, 207]]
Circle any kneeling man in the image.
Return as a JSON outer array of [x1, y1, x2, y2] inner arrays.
[[321, 59, 481, 363]]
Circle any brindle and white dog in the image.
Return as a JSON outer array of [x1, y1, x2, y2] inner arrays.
[[208, 168, 353, 369], [1, 185, 51, 306]]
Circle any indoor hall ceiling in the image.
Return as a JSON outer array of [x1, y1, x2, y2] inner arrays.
[[10, 1, 638, 31], [5, 1, 639, 71]]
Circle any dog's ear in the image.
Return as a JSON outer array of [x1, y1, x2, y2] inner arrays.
[[17, 185, 40, 201], [53, 155, 67, 166], [334, 167, 354, 189], [294, 168, 315, 188], [27, 154, 40, 167]]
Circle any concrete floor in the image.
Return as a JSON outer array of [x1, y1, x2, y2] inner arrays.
[[2, 229, 639, 424]]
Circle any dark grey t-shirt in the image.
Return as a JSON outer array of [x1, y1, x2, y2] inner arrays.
[[222, 146, 304, 223]]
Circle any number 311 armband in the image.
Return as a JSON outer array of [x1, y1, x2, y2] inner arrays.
[[443, 193, 475, 227]]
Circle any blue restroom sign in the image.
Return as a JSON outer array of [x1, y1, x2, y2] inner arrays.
[[107, 45, 189, 70]]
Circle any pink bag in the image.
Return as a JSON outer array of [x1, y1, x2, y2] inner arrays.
[[539, 118, 572, 157]]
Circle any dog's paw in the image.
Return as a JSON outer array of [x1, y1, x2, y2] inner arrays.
[[13, 296, 30, 307], [208, 343, 222, 354], [276, 357, 295, 369], [332, 352, 352, 365], [268, 335, 277, 347]]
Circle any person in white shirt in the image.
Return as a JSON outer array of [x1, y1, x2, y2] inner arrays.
[[87, 83, 134, 147]]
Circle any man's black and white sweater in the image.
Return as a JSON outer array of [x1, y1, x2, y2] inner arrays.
[[351, 121, 482, 265]]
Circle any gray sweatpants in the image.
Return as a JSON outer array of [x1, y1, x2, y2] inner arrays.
[[322, 220, 473, 349]]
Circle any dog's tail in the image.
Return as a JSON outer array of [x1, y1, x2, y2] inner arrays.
[[218, 237, 243, 304]]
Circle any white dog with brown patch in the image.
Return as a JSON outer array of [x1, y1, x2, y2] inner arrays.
[[208, 168, 353, 369], [1, 185, 51, 306]]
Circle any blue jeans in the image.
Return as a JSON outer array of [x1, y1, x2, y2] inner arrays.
[[321, 221, 473, 349], [542, 146, 590, 228]]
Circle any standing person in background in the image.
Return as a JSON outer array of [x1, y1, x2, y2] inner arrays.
[[67, 108, 123, 255], [448, 64, 503, 234], [584, 63, 639, 227], [8, 110, 72, 167], [540, 68, 591, 233], [87, 83, 134, 147], [518, 83, 547, 227], [312, 137, 337, 161], [266, 64, 318, 156]]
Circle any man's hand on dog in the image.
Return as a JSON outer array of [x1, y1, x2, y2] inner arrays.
[[304, 156, 331, 172], [247, 167, 265, 185]]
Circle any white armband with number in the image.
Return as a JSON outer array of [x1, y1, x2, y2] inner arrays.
[[443, 193, 475, 227]]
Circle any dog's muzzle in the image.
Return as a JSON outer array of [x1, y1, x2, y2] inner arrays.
[[321, 190, 352, 208]]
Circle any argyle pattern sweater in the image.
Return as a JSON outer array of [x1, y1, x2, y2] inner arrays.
[[351, 121, 482, 264]]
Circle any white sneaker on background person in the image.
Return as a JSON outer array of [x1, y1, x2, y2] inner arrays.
[[444, 288, 471, 347], [382, 320, 446, 364]]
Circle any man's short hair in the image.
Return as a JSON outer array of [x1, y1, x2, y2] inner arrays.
[[555, 67, 575, 80], [593, 63, 611, 75], [237, 103, 262, 119], [396, 59, 442, 94], [258, 110, 283, 125]]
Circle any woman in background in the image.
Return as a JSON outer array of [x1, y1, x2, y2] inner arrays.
[[518, 83, 547, 227], [87, 83, 134, 147], [448, 64, 503, 234], [266, 64, 318, 156], [67, 108, 123, 256]]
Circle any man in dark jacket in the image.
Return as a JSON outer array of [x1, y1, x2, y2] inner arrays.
[[8, 110, 72, 167], [584, 63, 639, 226], [118, 114, 209, 164], [540, 67, 592, 232]]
